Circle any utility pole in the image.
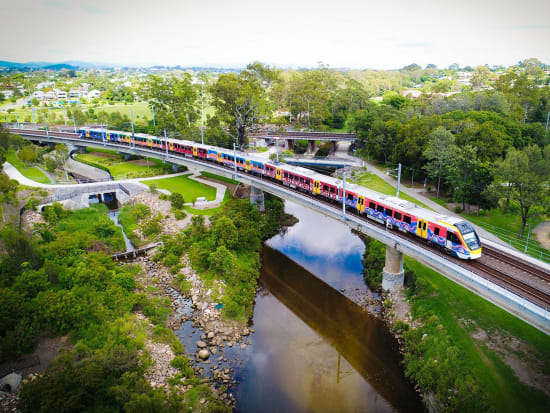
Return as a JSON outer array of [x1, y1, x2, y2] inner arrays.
[[164, 129, 168, 156], [15, 113, 20, 128], [72, 113, 77, 133], [233, 142, 238, 180], [396, 163, 402, 198], [63, 106, 67, 126], [437, 164, 441, 198], [130, 108, 135, 146], [276, 138, 279, 162], [200, 86, 205, 145], [342, 171, 346, 217], [152, 105, 156, 127], [524, 223, 531, 253], [546, 111, 549, 132], [32, 108, 36, 126], [411, 167, 414, 189]]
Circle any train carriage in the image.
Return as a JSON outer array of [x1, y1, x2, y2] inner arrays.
[[74, 126, 481, 260]]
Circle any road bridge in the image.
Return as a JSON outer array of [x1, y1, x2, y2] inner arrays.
[[249, 130, 356, 154], [6, 127, 550, 335]]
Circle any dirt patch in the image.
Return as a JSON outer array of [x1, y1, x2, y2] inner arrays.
[[470, 326, 550, 396], [129, 159, 153, 166], [533, 221, 550, 250], [0, 336, 70, 378]]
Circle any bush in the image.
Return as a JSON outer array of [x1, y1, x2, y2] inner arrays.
[[174, 209, 187, 220], [169, 192, 185, 209], [454, 205, 463, 213]]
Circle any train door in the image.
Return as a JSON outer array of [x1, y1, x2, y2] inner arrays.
[[417, 219, 428, 239], [217, 152, 222, 162], [357, 196, 365, 212], [169, 142, 174, 151], [86, 129, 90, 138], [276, 168, 282, 180], [106, 132, 110, 141], [313, 180, 320, 194], [193, 146, 198, 157], [246, 159, 251, 172], [148, 138, 152, 147]]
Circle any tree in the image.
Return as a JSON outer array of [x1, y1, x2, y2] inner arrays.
[[142, 74, 198, 135], [208, 245, 236, 278], [210, 62, 279, 148], [470, 66, 491, 89], [211, 216, 238, 249], [495, 145, 549, 237], [18, 145, 37, 164], [423, 127, 457, 197], [169, 192, 185, 210]]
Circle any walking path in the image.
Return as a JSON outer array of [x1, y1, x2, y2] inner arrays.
[[34, 165, 56, 184], [3, 162, 226, 209]]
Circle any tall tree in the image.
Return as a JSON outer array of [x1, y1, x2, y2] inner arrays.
[[142, 74, 199, 135], [495, 145, 549, 237], [470, 66, 491, 89], [423, 127, 457, 197], [210, 62, 279, 148]]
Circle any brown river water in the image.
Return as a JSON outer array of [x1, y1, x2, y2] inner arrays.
[[230, 201, 424, 412]]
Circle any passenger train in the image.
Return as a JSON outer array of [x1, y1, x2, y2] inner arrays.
[[79, 127, 482, 260]]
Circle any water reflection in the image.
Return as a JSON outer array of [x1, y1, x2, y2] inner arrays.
[[233, 202, 423, 412], [267, 202, 365, 292]]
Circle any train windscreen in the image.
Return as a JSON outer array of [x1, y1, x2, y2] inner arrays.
[[455, 221, 481, 250]]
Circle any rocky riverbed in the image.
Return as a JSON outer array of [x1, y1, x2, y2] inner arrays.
[[127, 249, 256, 409]]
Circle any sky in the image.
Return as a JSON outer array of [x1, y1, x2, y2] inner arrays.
[[1, 0, 549, 69]]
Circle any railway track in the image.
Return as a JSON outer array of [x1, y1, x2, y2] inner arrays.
[[11, 128, 550, 309], [482, 245, 550, 283]]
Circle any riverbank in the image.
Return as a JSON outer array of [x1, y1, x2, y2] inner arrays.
[[374, 251, 550, 412]]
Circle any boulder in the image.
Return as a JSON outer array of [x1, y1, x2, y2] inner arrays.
[[197, 341, 207, 348], [198, 349, 210, 360]]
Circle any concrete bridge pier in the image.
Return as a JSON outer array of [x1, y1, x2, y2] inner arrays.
[[171, 163, 179, 172], [118, 152, 132, 160], [330, 141, 337, 154], [307, 140, 316, 154], [287, 139, 295, 151], [382, 244, 405, 292], [250, 186, 265, 211]]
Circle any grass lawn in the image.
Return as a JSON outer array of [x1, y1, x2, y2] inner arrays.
[[183, 191, 232, 216], [351, 171, 432, 210], [75, 152, 169, 180], [462, 209, 548, 260], [92, 102, 152, 119], [144, 174, 217, 202], [405, 258, 550, 412], [199, 171, 238, 185], [5, 151, 51, 184]]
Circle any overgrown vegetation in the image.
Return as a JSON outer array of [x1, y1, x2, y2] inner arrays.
[[0, 202, 225, 411], [359, 233, 550, 412], [155, 195, 288, 321], [118, 203, 162, 247]]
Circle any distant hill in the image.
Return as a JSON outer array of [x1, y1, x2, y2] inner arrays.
[[0, 60, 106, 70]]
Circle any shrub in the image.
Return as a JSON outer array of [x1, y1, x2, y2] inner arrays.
[[169, 192, 185, 210], [174, 209, 187, 220]]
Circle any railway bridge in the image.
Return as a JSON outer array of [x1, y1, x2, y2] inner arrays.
[[5, 126, 550, 335]]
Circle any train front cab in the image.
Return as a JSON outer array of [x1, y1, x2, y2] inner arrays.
[[440, 221, 482, 259]]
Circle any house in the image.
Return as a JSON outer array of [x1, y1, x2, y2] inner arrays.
[[56, 90, 68, 99], [87, 90, 101, 98], [69, 89, 82, 98]]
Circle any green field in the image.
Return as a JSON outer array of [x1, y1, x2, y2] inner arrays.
[[405, 258, 550, 412], [351, 171, 432, 210], [5, 151, 51, 184], [92, 102, 152, 119], [143, 174, 217, 202], [75, 151, 170, 180]]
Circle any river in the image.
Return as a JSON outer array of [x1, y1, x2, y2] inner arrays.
[[231, 201, 424, 412], [108, 210, 135, 252]]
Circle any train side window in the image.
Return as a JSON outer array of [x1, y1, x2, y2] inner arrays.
[[385, 208, 393, 217], [347, 193, 354, 201], [376, 205, 384, 213], [434, 227, 440, 236], [323, 185, 329, 192], [403, 216, 411, 225], [369, 202, 376, 209], [300, 177, 304, 183], [394, 212, 402, 220], [330, 187, 335, 193]]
